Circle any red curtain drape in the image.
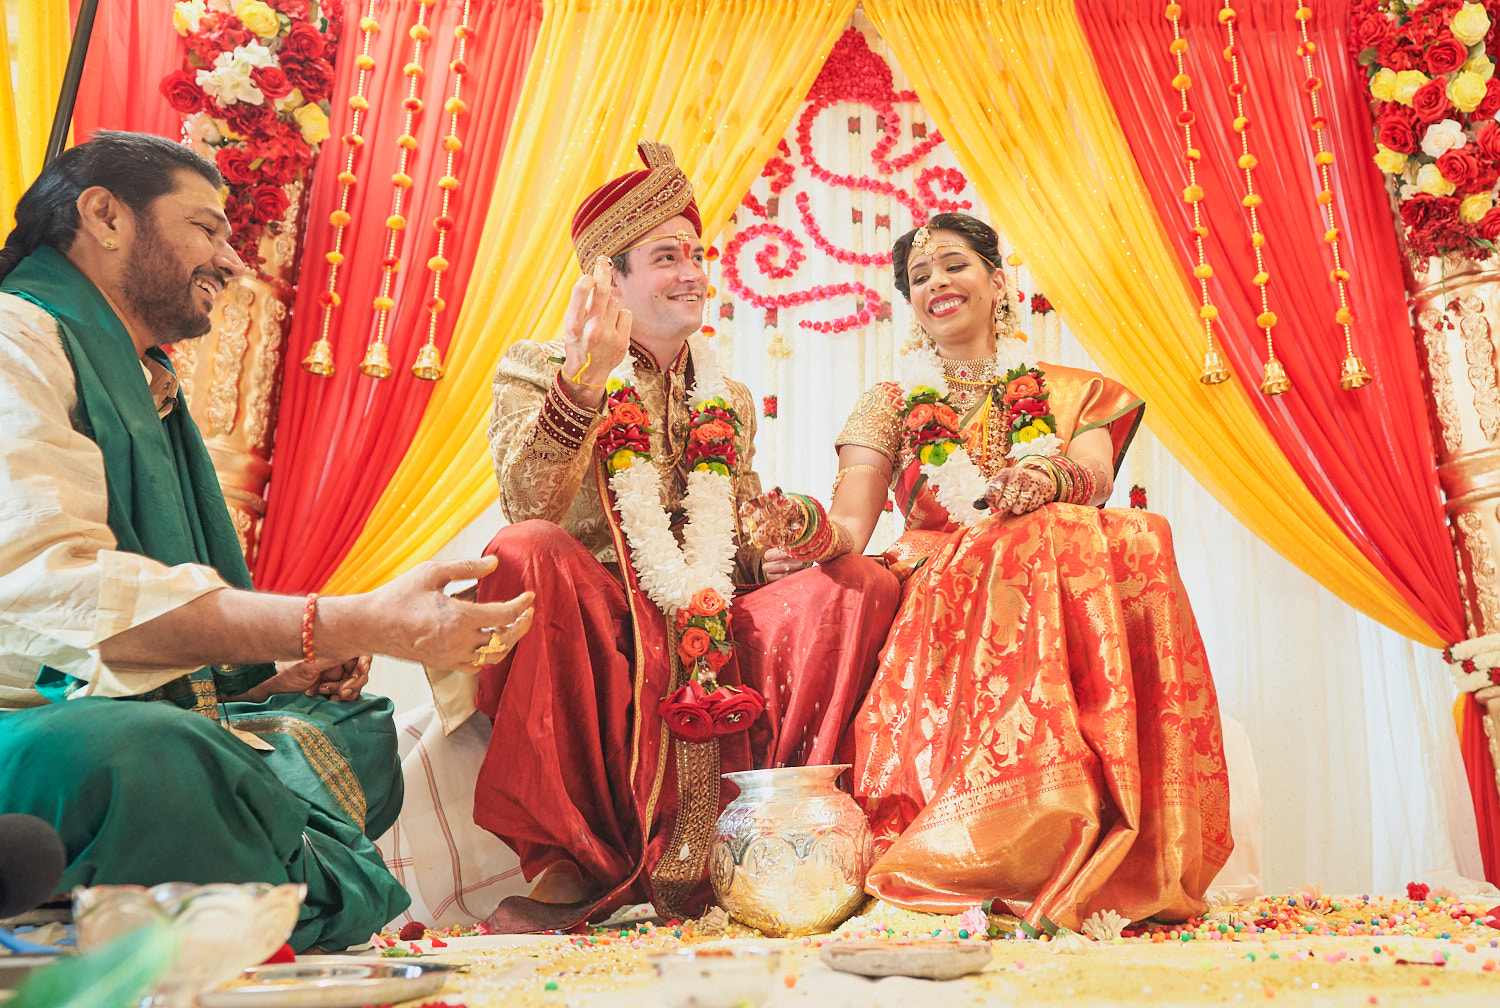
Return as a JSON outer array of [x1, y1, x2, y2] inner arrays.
[[1078, 0, 1487, 878], [255, 0, 541, 592], [1078, 0, 1464, 644], [69, 0, 184, 140]]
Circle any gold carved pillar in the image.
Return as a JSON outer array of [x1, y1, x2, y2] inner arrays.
[[166, 182, 304, 571], [1411, 257, 1500, 802]]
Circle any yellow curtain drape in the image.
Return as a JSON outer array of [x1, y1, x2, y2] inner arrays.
[[325, 0, 858, 592], [1, 0, 71, 222], [864, 0, 1440, 647]]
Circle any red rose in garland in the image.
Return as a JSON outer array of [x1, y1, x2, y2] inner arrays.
[[1437, 147, 1483, 190], [1423, 36, 1469, 75], [658, 682, 716, 744], [165, 1, 337, 274], [160, 70, 207, 113], [1411, 76, 1452, 122], [1477, 77, 1500, 119]]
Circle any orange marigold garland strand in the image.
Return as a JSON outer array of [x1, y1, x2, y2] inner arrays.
[[1294, 4, 1370, 391], [359, 0, 438, 378], [1165, 2, 1231, 385], [301, 0, 381, 376], [412, 0, 474, 381], [1220, 1, 1290, 395]]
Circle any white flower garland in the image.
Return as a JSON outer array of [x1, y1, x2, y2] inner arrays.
[[606, 334, 737, 614], [894, 343, 1060, 527]]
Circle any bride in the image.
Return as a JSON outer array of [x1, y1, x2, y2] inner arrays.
[[744, 213, 1232, 932]]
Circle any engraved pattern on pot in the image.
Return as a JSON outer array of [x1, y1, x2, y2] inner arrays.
[[1460, 509, 1500, 634], [709, 765, 873, 937]]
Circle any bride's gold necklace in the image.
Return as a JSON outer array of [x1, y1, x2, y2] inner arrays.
[[939, 353, 998, 411]]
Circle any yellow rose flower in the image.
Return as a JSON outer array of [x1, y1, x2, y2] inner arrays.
[[236, 0, 281, 39], [1452, 1, 1492, 47], [1462, 193, 1494, 224], [1464, 55, 1496, 82], [1369, 68, 1399, 103], [1373, 144, 1408, 175], [294, 103, 331, 145], [1449, 71, 1488, 114], [1394, 69, 1430, 106], [172, 1, 205, 36], [1416, 162, 1457, 196]]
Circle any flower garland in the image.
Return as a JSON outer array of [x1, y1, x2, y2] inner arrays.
[[1352, 0, 1500, 261], [893, 345, 1061, 526], [1443, 637, 1500, 692], [162, 0, 341, 274], [594, 336, 764, 741]]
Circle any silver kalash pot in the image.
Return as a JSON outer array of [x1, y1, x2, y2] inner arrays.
[[708, 764, 874, 936]]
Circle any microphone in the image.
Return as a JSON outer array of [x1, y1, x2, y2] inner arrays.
[[0, 814, 67, 918]]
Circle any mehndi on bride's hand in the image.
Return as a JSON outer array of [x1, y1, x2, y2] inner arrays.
[[739, 487, 809, 551], [983, 465, 1056, 516]]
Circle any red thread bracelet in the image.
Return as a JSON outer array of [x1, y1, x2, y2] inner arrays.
[[301, 592, 319, 663]]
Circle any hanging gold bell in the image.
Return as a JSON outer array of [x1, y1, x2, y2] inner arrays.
[[359, 341, 393, 379], [1259, 358, 1292, 395], [411, 343, 445, 381], [1198, 346, 1230, 385], [300, 337, 336, 376], [1339, 352, 1372, 390]]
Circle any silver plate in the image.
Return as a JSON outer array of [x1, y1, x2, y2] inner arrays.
[[198, 956, 458, 1008]]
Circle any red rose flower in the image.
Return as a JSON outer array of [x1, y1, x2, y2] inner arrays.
[[1478, 207, 1500, 241], [659, 681, 715, 743], [931, 403, 959, 429], [160, 70, 207, 114], [1477, 122, 1500, 162], [1406, 881, 1431, 902], [906, 402, 936, 429], [223, 99, 276, 137], [1437, 148, 1483, 191], [610, 401, 648, 428], [1129, 484, 1148, 509], [707, 686, 765, 735], [1411, 76, 1452, 123], [1012, 396, 1047, 417], [1029, 292, 1052, 313], [704, 648, 730, 673], [251, 66, 294, 100], [268, 0, 310, 18], [1401, 192, 1461, 234], [280, 22, 326, 61], [212, 22, 255, 52], [1424, 38, 1469, 76], [282, 57, 335, 103], [1348, 11, 1392, 54], [1377, 105, 1420, 154], [216, 147, 258, 186], [251, 184, 290, 224], [1477, 78, 1500, 121]]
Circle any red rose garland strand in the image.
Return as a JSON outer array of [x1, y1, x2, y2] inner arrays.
[[301, 0, 380, 376], [721, 222, 883, 334], [1294, 4, 1370, 391], [411, 0, 473, 381], [1164, 2, 1231, 387], [1220, 1, 1290, 395]]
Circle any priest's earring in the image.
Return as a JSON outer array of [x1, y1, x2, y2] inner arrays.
[[102, 239, 117, 250]]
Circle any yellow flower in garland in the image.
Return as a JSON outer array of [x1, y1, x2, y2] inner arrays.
[[1464, 54, 1496, 82], [608, 449, 641, 473], [1373, 144, 1408, 175], [1461, 193, 1494, 224], [1393, 69, 1430, 106], [918, 442, 951, 465], [173, 0, 206, 35], [1449, 71, 1488, 114], [1417, 162, 1456, 196], [1369, 67, 1399, 103], [294, 103, 330, 144], [1452, 2, 1492, 47], [236, 0, 281, 39]]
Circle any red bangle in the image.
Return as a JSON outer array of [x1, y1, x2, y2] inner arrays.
[[301, 592, 319, 663]]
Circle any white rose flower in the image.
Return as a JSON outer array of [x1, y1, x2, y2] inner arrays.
[[1420, 119, 1468, 157], [196, 62, 264, 107], [184, 111, 223, 144]]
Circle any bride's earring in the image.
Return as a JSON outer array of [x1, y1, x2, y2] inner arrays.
[[993, 298, 1020, 342]]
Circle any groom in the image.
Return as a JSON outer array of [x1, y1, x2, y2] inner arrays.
[[461, 140, 900, 930]]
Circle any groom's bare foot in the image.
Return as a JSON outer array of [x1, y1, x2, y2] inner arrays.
[[527, 861, 592, 904]]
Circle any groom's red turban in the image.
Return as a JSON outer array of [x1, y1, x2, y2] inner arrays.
[[570, 140, 702, 270]]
